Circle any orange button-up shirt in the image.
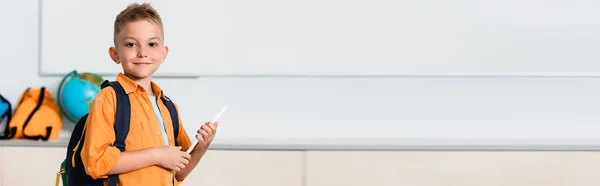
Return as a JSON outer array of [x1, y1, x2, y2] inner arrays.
[[81, 73, 192, 186]]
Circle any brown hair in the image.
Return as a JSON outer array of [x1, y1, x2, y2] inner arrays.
[[113, 3, 164, 45]]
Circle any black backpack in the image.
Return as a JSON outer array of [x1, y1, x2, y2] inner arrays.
[[56, 80, 180, 186]]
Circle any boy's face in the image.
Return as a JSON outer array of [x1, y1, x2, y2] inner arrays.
[[109, 19, 168, 80]]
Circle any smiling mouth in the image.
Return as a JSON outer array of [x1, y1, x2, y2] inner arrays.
[[133, 62, 152, 65]]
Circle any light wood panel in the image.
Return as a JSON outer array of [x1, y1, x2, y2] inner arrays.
[[2, 147, 67, 186], [306, 151, 600, 186], [180, 150, 304, 186]]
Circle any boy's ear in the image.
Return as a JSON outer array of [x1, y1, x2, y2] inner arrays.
[[108, 47, 120, 64], [161, 46, 169, 62]]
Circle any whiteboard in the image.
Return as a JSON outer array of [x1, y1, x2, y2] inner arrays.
[[40, 0, 203, 77], [193, 0, 600, 76], [156, 76, 600, 149]]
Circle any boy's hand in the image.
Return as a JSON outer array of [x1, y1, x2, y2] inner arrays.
[[152, 146, 191, 171], [193, 121, 219, 154]]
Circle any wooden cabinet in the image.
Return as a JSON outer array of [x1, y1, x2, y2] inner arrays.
[[4, 147, 600, 186], [305, 151, 600, 186], [2, 147, 66, 186], [0, 147, 303, 186]]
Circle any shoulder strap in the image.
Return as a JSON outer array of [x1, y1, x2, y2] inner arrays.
[[104, 81, 130, 151], [101, 80, 130, 186], [0, 94, 12, 139], [161, 96, 179, 146]]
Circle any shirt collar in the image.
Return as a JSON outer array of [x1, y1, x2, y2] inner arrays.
[[116, 73, 165, 98]]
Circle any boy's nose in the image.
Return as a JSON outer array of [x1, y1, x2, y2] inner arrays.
[[137, 52, 147, 58]]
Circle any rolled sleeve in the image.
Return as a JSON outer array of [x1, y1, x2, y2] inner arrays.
[[81, 88, 120, 179], [85, 146, 121, 179]]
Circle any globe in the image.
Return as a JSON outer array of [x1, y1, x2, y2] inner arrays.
[[57, 70, 104, 123]]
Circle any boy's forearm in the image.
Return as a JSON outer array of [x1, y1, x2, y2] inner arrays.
[[107, 148, 157, 175], [175, 150, 206, 181]]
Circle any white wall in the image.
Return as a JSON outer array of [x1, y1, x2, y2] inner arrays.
[[3, 0, 600, 147]]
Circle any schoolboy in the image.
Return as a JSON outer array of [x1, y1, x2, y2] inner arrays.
[[81, 3, 218, 186]]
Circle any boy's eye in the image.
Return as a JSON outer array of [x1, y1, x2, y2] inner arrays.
[[149, 42, 158, 47], [126, 43, 136, 47]]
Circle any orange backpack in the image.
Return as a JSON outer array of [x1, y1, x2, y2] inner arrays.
[[8, 87, 63, 140]]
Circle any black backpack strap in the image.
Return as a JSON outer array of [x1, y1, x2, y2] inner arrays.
[[101, 80, 131, 186], [0, 94, 12, 139], [161, 96, 179, 146]]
